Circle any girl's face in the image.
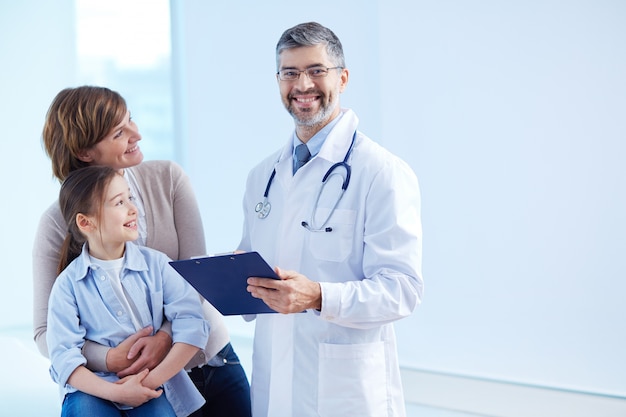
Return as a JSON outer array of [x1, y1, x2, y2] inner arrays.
[[83, 175, 138, 260], [79, 111, 144, 170]]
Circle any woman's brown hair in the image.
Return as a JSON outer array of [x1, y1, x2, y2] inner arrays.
[[42, 86, 127, 182]]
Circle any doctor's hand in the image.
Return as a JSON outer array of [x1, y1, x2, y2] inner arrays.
[[247, 266, 322, 314]]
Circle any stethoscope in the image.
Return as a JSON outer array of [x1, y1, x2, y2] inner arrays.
[[255, 131, 356, 233]]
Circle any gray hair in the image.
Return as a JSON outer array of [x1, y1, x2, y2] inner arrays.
[[275, 22, 345, 70]]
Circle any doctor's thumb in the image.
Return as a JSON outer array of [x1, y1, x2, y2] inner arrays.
[[274, 266, 282, 277]]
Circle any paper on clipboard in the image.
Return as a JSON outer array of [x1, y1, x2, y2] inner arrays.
[[169, 251, 279, 315]]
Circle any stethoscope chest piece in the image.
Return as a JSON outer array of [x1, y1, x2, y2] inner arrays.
[[255, 200, 271, 219]]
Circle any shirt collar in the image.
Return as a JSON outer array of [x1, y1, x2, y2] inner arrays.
[[292, 112, 343, 159], [70, 242, 148, 281]]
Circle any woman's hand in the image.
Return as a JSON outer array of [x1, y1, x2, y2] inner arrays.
[[105, 326, 173, 377]]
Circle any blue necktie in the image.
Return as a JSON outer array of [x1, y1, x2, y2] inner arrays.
[[294, 143, 311, 174]]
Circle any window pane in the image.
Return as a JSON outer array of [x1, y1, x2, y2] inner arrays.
[[75, 0, 174, 160]]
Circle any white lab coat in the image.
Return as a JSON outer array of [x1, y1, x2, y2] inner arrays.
[[239, 109, 423, 417]]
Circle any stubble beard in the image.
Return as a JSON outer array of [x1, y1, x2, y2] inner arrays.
[[287, 92, 338, 130]]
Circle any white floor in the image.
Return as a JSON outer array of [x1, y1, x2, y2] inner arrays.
[[2, 326, 479, 417], [8, 322, 626, 417], [1, 329, 61, 416]]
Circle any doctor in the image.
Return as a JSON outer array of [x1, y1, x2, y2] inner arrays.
[[240, 22, 423, 417]]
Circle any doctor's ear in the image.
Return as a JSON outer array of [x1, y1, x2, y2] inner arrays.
[[339, 68, 349, 93]]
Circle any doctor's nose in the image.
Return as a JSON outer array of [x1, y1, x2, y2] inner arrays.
[[293, 73, 316, 89]]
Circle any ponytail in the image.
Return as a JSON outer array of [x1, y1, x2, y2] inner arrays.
[[57, 233, 85, 275]]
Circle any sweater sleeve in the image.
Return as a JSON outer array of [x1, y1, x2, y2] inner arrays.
[[32, 202, 65, 357], [169, 161, 207, 260], [134, 161, 207, 261]]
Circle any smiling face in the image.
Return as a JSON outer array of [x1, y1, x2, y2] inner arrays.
[[277, 44, 349, 141], [78, 111, 144, 170], [81, 174, 138, 260]]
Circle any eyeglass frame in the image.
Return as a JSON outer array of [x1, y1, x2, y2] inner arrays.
[[277, 66, 344, 81]]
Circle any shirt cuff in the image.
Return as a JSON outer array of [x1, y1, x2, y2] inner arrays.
[[319, 282, 341, 321], [159, 319, 173, 337], [82, 340, 110, 372]]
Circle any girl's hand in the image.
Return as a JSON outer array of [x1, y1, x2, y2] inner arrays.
[[113, 369, 162, 407]]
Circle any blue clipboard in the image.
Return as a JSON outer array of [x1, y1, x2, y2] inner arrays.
[[169, 251, 279, 315]]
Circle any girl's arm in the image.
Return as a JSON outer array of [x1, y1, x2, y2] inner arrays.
[[67, 366, 162, 408], [141, 342, 199, 390]]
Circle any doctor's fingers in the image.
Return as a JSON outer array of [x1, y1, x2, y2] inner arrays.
[[246, 282, 281, 300], [254, 287, 301, 314], [275, 267, 310, 282], [247, 276, 284, 289], [247, 285, 287, 310], [246, 278, 293, 297]]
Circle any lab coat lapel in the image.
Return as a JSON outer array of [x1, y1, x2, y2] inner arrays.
[[316, 108, 359, 163]]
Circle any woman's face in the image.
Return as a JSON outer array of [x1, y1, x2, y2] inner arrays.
[[79, 111, 144, 170]]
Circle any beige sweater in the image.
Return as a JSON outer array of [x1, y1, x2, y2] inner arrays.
[[32, 160, 229, 370]]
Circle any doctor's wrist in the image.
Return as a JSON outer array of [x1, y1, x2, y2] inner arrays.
[[313, 282, 322, 311]]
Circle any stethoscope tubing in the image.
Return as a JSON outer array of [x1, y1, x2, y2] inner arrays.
[[255, 131, 357, 225]]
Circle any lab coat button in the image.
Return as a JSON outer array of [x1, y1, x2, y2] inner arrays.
[[100, 276, 106, 281], [116, 311, 123, 317]]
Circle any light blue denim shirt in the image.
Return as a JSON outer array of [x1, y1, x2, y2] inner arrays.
[[47, 242, 209, 416]]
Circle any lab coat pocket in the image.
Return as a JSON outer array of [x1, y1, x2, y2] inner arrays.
[[318, 341, 387, 417], [308, 208, 356, 262]]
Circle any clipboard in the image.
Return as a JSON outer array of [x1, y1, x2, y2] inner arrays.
[[169, 252, 279, 315]]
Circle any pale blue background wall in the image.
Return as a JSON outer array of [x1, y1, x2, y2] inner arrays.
[[0, 0, 75, 328], [0, 1, 76, 413]]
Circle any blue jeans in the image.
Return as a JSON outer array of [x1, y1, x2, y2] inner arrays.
[[188, 342, 251, 417], [61, 390, 176, 417]]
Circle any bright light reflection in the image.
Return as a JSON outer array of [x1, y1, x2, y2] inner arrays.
[[75, 0, 170, 69]]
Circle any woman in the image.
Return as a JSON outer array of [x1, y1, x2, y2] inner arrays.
[[33, 86, 251, 417]]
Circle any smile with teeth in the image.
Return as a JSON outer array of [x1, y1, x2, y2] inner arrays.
[[294, 97, 318, 103], [124, 221, 137, 228], [125, 145, 138, 154]]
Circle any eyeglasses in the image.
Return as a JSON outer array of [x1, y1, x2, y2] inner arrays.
[[277, 66, 343, 81]]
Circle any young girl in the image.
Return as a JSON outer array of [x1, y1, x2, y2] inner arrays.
[[47, 166, 209, 417]]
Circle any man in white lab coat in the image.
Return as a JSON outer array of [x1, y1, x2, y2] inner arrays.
[[239, 22, 423, 417]]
